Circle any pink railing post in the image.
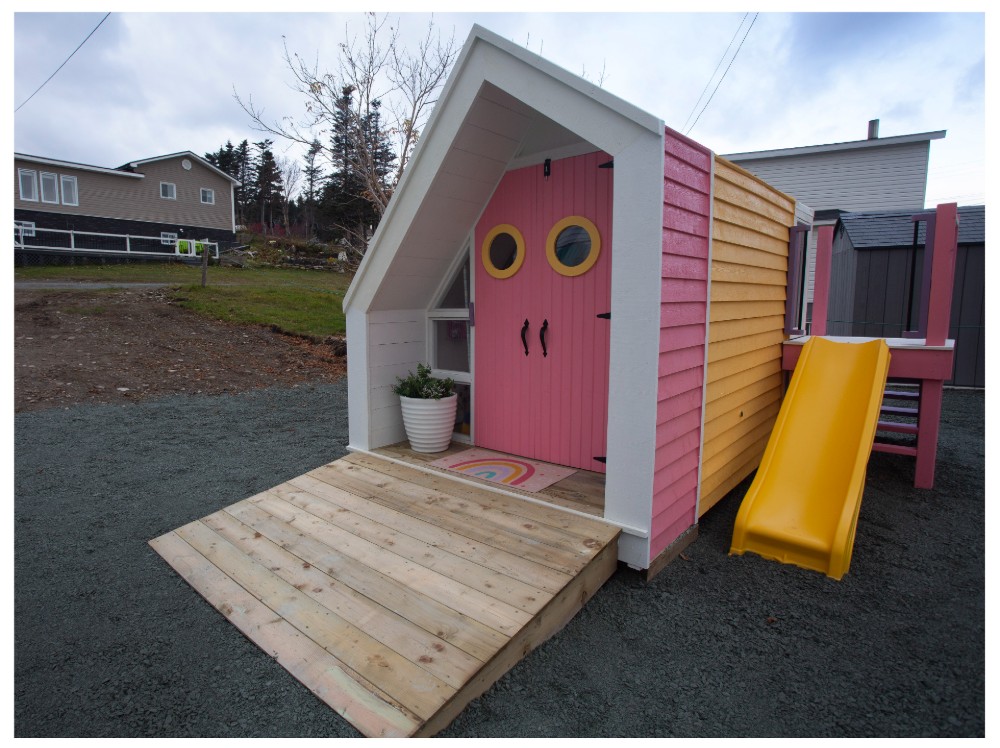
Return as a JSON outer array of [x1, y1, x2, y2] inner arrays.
[[924, 203, 959, 347], [810, 225, 834, 336]]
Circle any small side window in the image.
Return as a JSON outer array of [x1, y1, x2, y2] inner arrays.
[[15, 220, 36, 238], [200, 188, 215, 205], [18, 169, 38, 201], [160, 232, 178, 246], [160, 182, 176, 200], [60, 175, 79, 206], [40, 172, 59, 204]]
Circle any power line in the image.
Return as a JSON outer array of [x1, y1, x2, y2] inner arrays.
[[686, 12, 759, 136], [15, 13, 111, 114], [681, 13, 748, 134]]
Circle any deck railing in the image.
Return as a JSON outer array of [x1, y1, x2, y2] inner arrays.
[[14, 224, 219, 259]]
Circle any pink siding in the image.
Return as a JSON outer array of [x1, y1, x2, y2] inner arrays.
[[650, 126, 713, 562]]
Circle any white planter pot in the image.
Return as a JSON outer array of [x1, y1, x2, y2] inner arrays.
[[399, 394, 458, 453]]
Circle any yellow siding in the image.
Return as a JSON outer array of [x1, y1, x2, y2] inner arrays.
[[699, 157, 795, 516]]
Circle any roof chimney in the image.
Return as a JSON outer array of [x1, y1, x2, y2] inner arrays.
[[868, 119, 880, 140]]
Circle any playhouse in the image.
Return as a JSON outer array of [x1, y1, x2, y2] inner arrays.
[[343, 25, 813, 573], [151, 24, 960, 737]]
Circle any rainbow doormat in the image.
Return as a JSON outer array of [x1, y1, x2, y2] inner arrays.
[[428, 448, 576, 493]]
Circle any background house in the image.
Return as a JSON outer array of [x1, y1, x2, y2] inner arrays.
[[724, 122, 946, 328], [826, 205, 984, 388], [14, 151, 239, 260]]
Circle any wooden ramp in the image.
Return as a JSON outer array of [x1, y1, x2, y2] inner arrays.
[[150, 452, 620, 737]]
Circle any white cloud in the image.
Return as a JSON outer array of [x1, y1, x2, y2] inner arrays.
[[12, 11, 987, 206]]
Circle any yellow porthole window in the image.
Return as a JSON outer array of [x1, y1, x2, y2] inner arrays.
[[481, 224, 525, 279], [546, 216, 601, 277]]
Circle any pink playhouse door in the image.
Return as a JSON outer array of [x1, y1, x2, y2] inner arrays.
[[474, 151, 613, 473]]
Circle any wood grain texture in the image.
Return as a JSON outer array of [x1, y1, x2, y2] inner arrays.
[[150, 454, 619, 737]]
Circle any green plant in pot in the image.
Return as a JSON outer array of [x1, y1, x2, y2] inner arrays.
[[392, 364, 458, 453]]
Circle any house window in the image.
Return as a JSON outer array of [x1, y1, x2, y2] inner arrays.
[[18, 169, 38, 201], [200, 188, 215, 205], [160, 232, 178, 246], [15, 220, 36, 238], [160, 182, 177, 200], [428, 249, 473, 440], [40, 172, 59, 204], [60, 175, 79, 206]]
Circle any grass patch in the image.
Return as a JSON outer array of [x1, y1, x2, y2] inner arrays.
[[17, 263, 353, 338], [175, 284, 347, 339], [15, 262, 351, 291]]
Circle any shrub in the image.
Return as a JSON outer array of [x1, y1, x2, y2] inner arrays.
[[392, 363, 455, 400]]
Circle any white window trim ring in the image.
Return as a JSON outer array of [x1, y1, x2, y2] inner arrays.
[[60, 175, 79, 206], [18, 168, 38, 202], [160, 182, 177, 200], [40, 172, 60, 204], [200, 188, 215, 205]]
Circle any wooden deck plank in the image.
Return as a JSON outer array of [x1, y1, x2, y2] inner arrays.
[[287, 473, 574, 594], [350, 451, 612, 537], [219, 501, 509, 661], [266, 480, 552, 614], [310, 462, 586, 573], [150, 455, 621, 738], [174, 519, 456, 721], [414, 539, 620, 737], [246, 493, 533, 637], [149, 530, 420, 738], [375, 442, 606, 517], [329, 457, 613, 556], [201, 509, 485, 689]]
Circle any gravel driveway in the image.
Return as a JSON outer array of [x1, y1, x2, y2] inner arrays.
[[14, 381, 984, 737]]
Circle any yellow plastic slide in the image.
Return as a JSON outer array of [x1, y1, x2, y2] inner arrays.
[[730, 336, 890, 580]]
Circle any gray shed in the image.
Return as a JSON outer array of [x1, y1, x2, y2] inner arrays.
[[826, 205, 985, 387]]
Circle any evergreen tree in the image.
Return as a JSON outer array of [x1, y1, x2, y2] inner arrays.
[[253, 140, 285, 231], [301, 139, 324, 238], [205, 139, 254, 229]]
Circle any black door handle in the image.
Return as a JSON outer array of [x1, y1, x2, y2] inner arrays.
[[539, 319, 549, 357], [521, 318, 529, 356]]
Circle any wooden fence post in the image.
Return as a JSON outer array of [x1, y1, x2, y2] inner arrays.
[[201, 238, 209, 287]]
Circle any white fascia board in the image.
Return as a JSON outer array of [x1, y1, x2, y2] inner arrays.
[[343, 24, 487, 314], [342, 64, 482, 316], [15, 153, 144, 178], [345, 307, 371, 451], [723, 130, 946, 162], [344, 24, 664, 314], [468, 25, 662, 137], [601, 131, 664, 552]]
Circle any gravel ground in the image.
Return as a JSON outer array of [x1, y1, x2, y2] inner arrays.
[[14, 382, 984, 737]]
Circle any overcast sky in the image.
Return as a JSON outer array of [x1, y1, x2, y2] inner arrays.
[[11, 10, 987, 208]]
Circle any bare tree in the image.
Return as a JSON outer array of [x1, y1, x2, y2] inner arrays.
[[235, 14, 457, 219], [276, 156, 301, 235]]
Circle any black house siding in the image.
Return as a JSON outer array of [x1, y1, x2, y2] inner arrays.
[[15, 208, 236, 247]]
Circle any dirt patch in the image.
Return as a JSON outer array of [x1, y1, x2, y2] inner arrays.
[[14, 287, 346, 412]]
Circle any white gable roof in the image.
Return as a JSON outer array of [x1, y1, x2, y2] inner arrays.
[[343, 24, 664, 313]]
